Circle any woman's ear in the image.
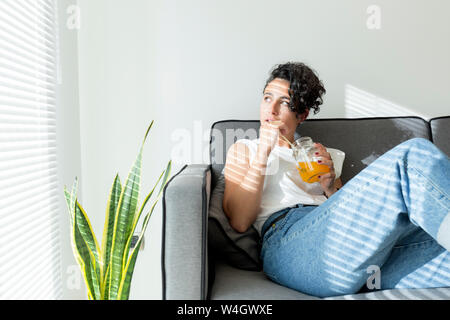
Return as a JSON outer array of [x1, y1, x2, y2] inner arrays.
[[297, 109, 310, 124]]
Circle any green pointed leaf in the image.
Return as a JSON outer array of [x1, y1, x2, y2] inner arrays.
[[134, 169, 165, 227], [72, 241, 94, 299], [75, 201, 102, 273], [118, 198, 158, 300], [139, 160, 172, 224], [64, 188, 72, 220], [143, 120, 154, 143], [64, 178, 102, 299], [108, 149, 142, 300], [117, 240, 142, 300], [65, 179, 102, 299], [71, 202, 100, 299], [101, 264, 111, 300], [88, 254, 101, 300], [64, 178, 78, 227], [121, 161, 171, 269], [118, 161, 171, 300], [75, 201, 102, 299], [66, 121, 172, 300], [108, 122, 157, 300], [101, 174, 122, 299], [156, 160, 172, 199]]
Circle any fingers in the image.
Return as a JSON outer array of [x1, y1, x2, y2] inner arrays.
[[317, 158, 334, 170], [259, 138, 275, 150], [259, 123, 280, 152], [314, 142, 331, 160], [314, 144, 336, 191], [317, 172, 335, 180], [260, 126, 280, 139], [260, 122, 281, 140], [317, 172, 336, 192]]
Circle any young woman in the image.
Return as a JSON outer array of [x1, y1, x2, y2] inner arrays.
[[222, 62, 450, 297]]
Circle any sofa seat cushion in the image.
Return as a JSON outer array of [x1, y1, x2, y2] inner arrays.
[[209, 260, 319, 300], [210, 260, 450, 300], [325, 287, 450, 300]]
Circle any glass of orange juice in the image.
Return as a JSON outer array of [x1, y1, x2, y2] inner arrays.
[[292, 137, 330, 183]]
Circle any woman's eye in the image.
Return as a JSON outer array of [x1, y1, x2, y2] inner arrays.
[[282, 101, 290, 106]]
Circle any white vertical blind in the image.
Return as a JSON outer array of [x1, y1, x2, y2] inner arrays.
[[0, 0, 62, 299]]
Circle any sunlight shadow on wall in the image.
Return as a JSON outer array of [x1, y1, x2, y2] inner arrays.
[[344, 84, 430, 120]]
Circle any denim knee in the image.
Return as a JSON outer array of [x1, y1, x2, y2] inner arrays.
[[392, 138, 438, 163], [399, 137, 434, 151]]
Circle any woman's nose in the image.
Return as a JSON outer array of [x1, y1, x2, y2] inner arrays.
[[270, 102, 279, 114]]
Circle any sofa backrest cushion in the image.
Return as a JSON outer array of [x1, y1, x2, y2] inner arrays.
[[210, 117, 431, 185], [208, 173, 262, 271], [430, 116, 450, 157], [293, 117, 431, 184], [208, 117, 432, 270]]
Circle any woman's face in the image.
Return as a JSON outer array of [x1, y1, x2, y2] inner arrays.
[[259, 78, 309, 143]]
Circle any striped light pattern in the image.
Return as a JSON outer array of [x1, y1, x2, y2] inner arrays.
[[0, 0, 62, 299]]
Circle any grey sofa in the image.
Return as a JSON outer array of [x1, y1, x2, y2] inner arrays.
[[162, 116, 450, 300]]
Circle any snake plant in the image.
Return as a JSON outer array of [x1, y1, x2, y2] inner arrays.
[[64, 121, 172, 299]]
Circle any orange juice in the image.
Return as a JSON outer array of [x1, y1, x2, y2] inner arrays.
[[296, 161, 330, 183]]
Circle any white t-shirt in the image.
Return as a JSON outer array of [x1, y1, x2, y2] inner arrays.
[[224, 138, 345, 235]]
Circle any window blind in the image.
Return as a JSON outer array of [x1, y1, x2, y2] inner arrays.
[[0, 0, 62, 299]]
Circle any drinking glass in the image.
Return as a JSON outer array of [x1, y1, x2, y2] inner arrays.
[[292, 137, 330, 183]]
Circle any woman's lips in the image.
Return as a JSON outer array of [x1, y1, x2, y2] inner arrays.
[[265, 120, 285, 134]]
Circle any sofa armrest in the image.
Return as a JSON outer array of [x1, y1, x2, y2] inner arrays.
[[162, 164, 212, 300]]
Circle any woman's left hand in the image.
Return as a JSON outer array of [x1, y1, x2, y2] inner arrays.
[[314, 142, 338, 197]]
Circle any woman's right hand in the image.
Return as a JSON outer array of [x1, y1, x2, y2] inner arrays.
[[257, 120, 283, 159]]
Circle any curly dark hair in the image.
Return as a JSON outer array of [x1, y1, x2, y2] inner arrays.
[[264, 62, 326, 116]]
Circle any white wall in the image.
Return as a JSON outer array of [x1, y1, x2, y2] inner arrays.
[[77, 0, 161, 299], [56, 0, 84, 299], [76, 0, 450, 299]]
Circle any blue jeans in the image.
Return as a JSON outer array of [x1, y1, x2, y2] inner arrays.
[[260, 138, 450, 298]]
